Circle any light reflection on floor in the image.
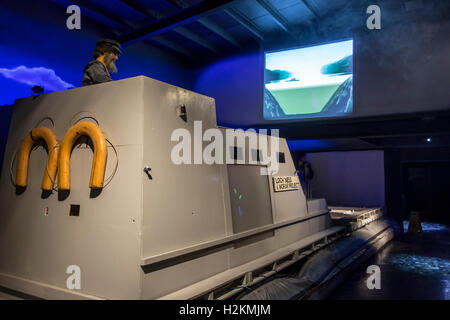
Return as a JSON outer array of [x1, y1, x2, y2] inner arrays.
[[331, 219, 450, 299], [388, 253, 450, 278], [403, 221, 449, 232], [444, 280, 450, 300]]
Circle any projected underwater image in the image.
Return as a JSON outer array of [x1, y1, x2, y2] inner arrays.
[[264, 39, 353, 120]]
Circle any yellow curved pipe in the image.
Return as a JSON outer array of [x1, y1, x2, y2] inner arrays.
[[16, 127, 59, 190], [58, 121, 107, 190]]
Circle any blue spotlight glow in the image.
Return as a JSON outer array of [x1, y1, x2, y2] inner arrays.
[[426, 138, 432, 142]]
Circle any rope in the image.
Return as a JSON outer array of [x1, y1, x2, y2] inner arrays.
[[33, 116, 54, 129], [9, 148, 18, 187], [43, 142, 60, 192], [69, 111, 100, 127]]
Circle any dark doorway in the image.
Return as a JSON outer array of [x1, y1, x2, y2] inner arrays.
[[402, 161, 450, 226]]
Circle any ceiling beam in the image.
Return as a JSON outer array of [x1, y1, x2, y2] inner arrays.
[[119, 0, 162, 20], [224, 7, 264, 40], [255, 0, 289, 32], [175, 26, 220, 53], [197, 18, 241, 47], [119, 0, 239, 45], [301, 0, 319, 18], [120, 0, 221, 53], [70, 0, 130, 29], [166, 0, 189, 10], [69, 0, 191, 57], [166, 0, 241, 48], [151, 36, 193, 57]]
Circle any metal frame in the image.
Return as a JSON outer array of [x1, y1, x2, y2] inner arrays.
[[256, 0, 289, 32], [118, 0, 239, 45]]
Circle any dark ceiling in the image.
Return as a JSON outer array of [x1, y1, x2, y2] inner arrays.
[[51, 0, 332, 61], [48, 0, 450, 152]]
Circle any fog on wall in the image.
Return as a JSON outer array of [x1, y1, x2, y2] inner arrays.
[[307, 150, 385, 208], [194, 20, 450, 126]]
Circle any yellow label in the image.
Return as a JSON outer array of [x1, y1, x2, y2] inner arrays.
[[272, 176, 300, 192]]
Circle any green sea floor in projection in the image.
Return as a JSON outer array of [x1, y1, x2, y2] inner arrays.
[[269, 83, 340, 115]]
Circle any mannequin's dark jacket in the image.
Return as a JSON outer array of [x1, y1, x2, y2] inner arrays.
[[81, 60, 111, 86]]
